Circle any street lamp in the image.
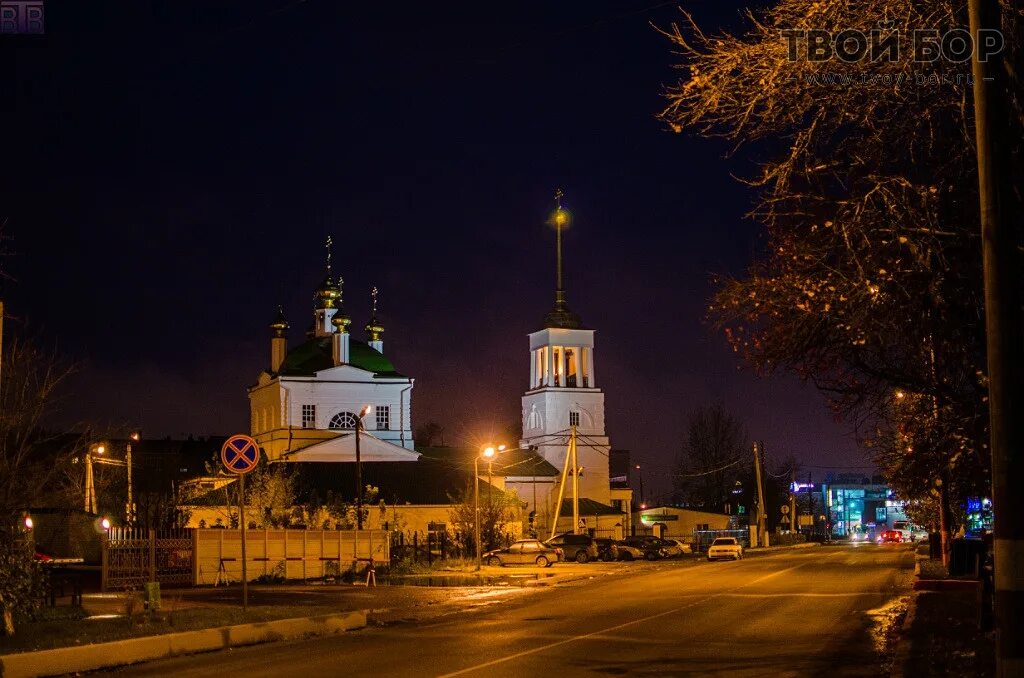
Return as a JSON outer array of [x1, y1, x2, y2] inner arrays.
[[83, 434, 140, 524], [634, 463, 645, 509], [474, 444, 503, 571], [354, 405, 372, 530]]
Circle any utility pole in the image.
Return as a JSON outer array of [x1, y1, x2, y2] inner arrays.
[[968, 1, 1024, 673], [789, 467, 797, 534], [571, 425, 580, 535], [807, 472, 815, 534], [753, 442, 768, 548]]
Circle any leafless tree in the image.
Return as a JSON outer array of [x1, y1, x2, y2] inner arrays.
[[658, 0, 1023, 560], [673, 405, 749, 513]]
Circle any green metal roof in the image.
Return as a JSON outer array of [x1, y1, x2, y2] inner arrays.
[[559, 498, 624, 516], [277, 337, 405, 378]]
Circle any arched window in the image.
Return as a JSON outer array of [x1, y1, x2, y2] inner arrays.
[[328, 411, 360, 430]]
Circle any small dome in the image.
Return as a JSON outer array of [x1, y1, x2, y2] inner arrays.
[[315, 275, 341, 308], [331, 310, 352, 332], [269, 306, 289, 336], [365, 319, 385, 342]]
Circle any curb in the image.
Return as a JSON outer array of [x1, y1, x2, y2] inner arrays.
[[889, 592, 918, 678], [0, 610, 366, 678]]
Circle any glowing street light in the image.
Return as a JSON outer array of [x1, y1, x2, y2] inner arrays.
[[475, 443, 505, 571]]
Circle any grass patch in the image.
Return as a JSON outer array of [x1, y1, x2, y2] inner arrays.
[[919, 559, 949, 580], [0, 604, 340, 655], [388, 557, 477, 576]]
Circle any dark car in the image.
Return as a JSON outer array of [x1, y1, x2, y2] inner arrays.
[[544, 533, 599, 563], [593, 538, 619, 562], [615, 537, 665, 561]]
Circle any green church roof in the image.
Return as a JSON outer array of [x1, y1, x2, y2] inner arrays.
[[277, 336, 405, 378]]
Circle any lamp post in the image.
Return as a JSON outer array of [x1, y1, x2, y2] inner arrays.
[[84, 434, 139, 525], [475, 445, 497, 571], [355, 406, 372, 530], [634, 464, 644, 510]]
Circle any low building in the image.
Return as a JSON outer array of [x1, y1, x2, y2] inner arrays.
[[631, 506, 733, 541]]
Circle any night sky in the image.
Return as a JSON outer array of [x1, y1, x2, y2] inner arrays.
[[2, 1, 871, 503]]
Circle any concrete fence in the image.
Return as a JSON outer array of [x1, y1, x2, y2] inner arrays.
[[193, 529, 389, 585]]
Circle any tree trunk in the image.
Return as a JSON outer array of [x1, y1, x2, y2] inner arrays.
[[0, 592, 14, 637], [938, 472, 953, 569]]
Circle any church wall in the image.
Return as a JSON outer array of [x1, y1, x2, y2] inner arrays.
[[250, 377, 414, 453]]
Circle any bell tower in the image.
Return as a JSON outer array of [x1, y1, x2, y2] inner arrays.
[[520, 191, 610, 505]]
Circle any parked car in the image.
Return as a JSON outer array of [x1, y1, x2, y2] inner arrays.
[[877, 530, 903, 544], [641, 536, 685, 558], [544, 533, 599, 563], [661, 538, 692, 555], [593, 538, 619, 562], [707, 537, 744, 561], [615, 537, 664, 561], [484, 539, 562, 567]]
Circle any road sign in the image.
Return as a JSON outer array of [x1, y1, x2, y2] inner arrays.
[[221, 435, 260, 475], [780, 505, 791, 515], [781, 515, 791, 525]]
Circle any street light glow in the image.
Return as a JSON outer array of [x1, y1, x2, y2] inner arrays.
[[100, 517, 111, 530], [23, 516, 33, 530], [482, 446, 495, 458], [95, 445, 105, 455]]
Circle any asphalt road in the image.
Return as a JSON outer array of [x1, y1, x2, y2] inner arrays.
[[108, 544, 915, 677]]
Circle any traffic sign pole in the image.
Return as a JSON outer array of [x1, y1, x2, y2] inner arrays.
[[240, 473, 247, 611], [220, 435, 259, 614]]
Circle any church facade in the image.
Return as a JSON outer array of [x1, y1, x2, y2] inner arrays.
[[248, 267, 419, 464], [239, 196, 631, 539]]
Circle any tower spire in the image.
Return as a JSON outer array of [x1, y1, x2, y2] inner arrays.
[[555, 188, 565, 302], [365, 286, 385, 348], [325, 235, 333, 274], [543, 189, 581, 329]]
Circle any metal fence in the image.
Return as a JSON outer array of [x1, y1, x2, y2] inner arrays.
[[193, 528, 389, 585], [102, 528, 194, 591]]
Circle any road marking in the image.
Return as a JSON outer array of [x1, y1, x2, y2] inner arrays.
[[436, 565, 805, 678], [716, 592, 875, 598]]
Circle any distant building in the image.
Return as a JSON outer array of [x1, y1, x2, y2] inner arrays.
[[820, 475, 907, 537]]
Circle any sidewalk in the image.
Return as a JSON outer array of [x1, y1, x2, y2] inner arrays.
[[892, 551, 994, 678]]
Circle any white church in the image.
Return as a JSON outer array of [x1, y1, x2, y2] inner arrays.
[[242, 199, 631, 538]]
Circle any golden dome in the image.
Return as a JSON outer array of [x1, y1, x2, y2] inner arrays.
[[269, 306, 289, 337], [315, 275, 341, 308], [331, 310, 352, 333]]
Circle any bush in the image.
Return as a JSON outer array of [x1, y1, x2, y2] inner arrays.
[[1, 535, 49, 634]]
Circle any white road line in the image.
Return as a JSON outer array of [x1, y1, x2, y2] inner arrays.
[[436, 564, 806, 678]]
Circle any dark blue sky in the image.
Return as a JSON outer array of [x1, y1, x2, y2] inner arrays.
[[2, 1, 871, 501]]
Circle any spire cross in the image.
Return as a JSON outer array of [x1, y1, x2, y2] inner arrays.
[[554, 189, 565, 303], [371, 286, 379, 317], [325, 235, 334, 272]]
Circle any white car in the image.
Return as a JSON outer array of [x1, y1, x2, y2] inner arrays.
[[662, 538, 692, 556], [707, 537, 744, 561]]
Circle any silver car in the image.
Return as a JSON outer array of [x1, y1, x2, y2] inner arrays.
[[484, 539, 562, 567]]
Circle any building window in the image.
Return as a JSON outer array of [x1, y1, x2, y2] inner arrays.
[[376, 405, 391, 430], [328, 411, 359, 430], [301, 404, 316, 428], [569, 411, 580, 427], [565, 348, 577, 387]]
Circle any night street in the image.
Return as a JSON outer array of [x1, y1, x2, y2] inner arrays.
[[107, 545, 914, 677]]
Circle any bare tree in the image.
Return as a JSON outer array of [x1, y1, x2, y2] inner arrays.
[[0, 334, 77, 635], [658, 0, 1023, 560], [673, 405, 749, 513]]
